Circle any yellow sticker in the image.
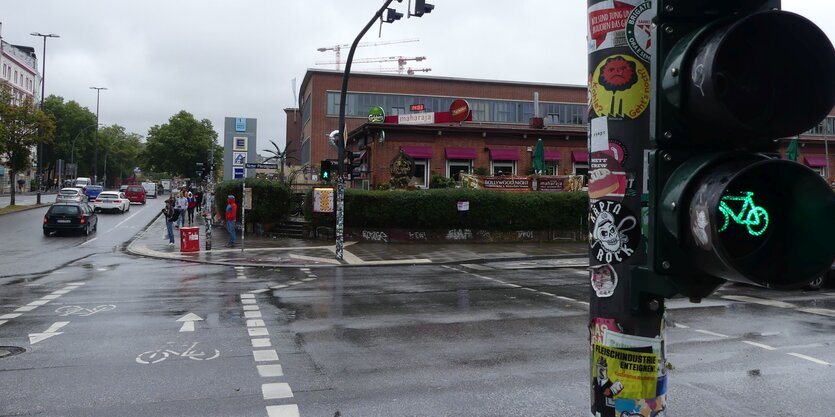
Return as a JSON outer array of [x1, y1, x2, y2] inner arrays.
[[590, 54, 650, 119]]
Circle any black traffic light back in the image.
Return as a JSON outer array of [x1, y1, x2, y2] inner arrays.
[[413, 0, 434, 17], [385, 8, 403, 23], [648, 0, 835, 299]]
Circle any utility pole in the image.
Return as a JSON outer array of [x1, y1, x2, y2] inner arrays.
[[90, 86, 107, 185], [30, 32, 59, 204]]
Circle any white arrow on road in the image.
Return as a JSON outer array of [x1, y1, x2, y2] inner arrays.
[[29, 321, 70, 344], [177, 313, 203, 332]]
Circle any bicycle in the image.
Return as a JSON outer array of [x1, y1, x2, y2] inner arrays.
[[135, 342, 220, 364], [717, 191, 769, 236]]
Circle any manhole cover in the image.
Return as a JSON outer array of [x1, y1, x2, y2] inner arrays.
[[0, 346, 25, 358]]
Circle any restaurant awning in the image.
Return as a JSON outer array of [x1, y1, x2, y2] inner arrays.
[[544, 149, 562, 161], [572, 150, 589, 163], [401, 146, 433, 159], [489, 148, 520, 161], [804, 155, 828, 167], [445, 147, 477, 160]]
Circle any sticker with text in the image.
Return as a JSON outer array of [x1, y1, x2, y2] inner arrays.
[[590, 54, 651, 119], [590, 200, 639, 264]]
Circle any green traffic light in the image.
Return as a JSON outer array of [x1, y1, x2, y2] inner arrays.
[[718, 191, 769, 237]]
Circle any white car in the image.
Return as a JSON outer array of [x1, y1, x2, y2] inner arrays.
[[93, 191, 131, 214], [56, 187, 85, 203]]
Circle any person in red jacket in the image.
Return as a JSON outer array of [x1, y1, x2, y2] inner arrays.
[[186, 191, 197, 225], [225, 195, 237, 247]]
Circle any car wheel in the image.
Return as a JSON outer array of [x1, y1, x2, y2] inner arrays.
[[43, 229, 50, 237], [83, 224, 90, 236], [804, 275, 825, 291]]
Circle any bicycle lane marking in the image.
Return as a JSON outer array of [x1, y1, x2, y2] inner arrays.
[[0, 283, 85, 327], [238, 291, 300, 417]]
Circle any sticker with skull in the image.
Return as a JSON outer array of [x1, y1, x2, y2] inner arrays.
[[590, 200, 639, 264]]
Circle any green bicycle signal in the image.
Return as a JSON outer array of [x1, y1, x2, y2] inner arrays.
[[718, 191, 770, 237]]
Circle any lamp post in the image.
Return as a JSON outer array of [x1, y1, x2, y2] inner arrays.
[[90, 86, 107, 185], [30, 32, 59, 204]]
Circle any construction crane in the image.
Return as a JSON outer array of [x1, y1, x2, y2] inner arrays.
[[378, 67, 433, 75], [316, 38, 419, 70], [315, 56, 427, 74]]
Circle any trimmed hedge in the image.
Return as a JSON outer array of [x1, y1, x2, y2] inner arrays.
[[215, 179, 294, 224], [307, 188, 589, 231]]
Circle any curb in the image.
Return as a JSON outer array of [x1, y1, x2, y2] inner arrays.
[[0, 203, 52, 216]]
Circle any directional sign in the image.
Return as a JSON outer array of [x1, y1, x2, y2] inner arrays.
[[245, 163, 278, 169], [29, 321, 69, 344], [177, 313, 203, 332]]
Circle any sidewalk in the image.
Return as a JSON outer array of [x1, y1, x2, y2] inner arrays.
[[126, 212, 588, 268]]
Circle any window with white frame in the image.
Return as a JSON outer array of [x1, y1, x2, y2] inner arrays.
[[546, 162, 559, 175], [491, 160, 516, 176], [573, 163, 589, 187], [413, 160, 429, 188], [447, 159, 472, 181]]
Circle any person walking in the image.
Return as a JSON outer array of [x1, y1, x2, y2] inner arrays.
[[225, 195, 237, 247], [187, 191, 197, 225], [175, 190, 188, 228], [162, 198, 177, 247]]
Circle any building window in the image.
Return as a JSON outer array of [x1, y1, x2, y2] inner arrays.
[[491, 161, 516, 176], [547, 162, 559, 175], [547, 113, 560, 124], [391, 106, 405, 115], [447, 159, 472, 181], [573, 163, 589, 186], [413, 160, 428, 188]]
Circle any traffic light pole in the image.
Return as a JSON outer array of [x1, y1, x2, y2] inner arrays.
[[586, 1, 667, 416], [334, 0, 395, 261]]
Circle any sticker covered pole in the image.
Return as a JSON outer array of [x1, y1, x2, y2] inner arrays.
[[586, 1, 667, 416]]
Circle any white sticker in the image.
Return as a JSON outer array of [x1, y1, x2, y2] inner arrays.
[[590, 264, 618, 298], [590, 116, 610, 153]]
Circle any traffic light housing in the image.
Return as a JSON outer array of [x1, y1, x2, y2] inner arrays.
[[384, 8, 403, 23], [320, 160, 332, 183], [346, 151, 363, 173], [413, 0, 434, 17], [647, 0, 835, 300]]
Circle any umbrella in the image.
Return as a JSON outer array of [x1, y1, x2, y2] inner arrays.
[[532, 138, 545, 174], [786, 137, 799, 161]]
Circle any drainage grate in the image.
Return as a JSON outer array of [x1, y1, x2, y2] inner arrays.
[[0, 346, 25, 358]]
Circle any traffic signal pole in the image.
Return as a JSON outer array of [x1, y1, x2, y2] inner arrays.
[[586, 2, 667, 416]]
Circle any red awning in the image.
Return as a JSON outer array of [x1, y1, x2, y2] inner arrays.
[[489, 148, 520, 161], [804, 155, 828, 167], [402, 146, 433, 159], [572, 150, 589, 163], [544, 149, 562, 161], [445, 147, 477, 159]]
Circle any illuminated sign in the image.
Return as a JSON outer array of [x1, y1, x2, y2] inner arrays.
[[718, 191, 769, 236], [368, 106, 385, 124], [410, 103, 426, 112]]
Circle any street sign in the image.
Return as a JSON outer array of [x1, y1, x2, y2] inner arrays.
[[244, 187, 252, 210], [245, 163, 278, 169]]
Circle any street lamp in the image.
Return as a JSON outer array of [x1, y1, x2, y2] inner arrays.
[[90, 86, 107, 185], [30, 31, 59, 203]]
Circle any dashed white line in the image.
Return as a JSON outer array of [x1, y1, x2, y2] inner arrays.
[[14, 306, 37, 312], [270, 285, 288, 290], [27, 300, 50, 306], [245, 311, 263, 318], [266, 404, 300, 417], [250, 288, 271, 294], [694, 329, 730, 338], [262, 382, 294, 400], [240, 294, 256, 299], [252, 338, 271, 348], [253, 350, 279, 362], [0, 320, 7, 326], [797, 308, 835, 318], [51, 289, 71, 295], [242, 299, 257, 305], [243, 305, 260, 311], [248, 328, 269, 337], [787, 352, 831, 366], [41, 295, 61, 300], [79, 237, 99, 246], [0, 313, 22, 320], [556, 296, 576, 302], [247, 319, 266, 327], [742, 341, 776, 351], [257, 364, 284, 377]]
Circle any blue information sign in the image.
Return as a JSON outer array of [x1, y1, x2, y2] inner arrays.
[[235, 118, 247, 132], [233, 167, 245, 179]]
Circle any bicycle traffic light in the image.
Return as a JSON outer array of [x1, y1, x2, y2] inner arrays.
[[647, 0, 835, 300], [320, 160, 332, 183]]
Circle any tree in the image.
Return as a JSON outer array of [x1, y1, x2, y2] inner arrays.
[[262, 139, 297, 182], [0, 85, 56, 205], [142, 110, 218, 178], [97, 125, 144, 187], [41, 95, 97, 181]]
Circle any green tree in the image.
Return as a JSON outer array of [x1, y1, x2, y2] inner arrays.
[[143, 110, 218, 178], [263, 139, 297, 182], [97, 125, 144, 187], [0, 85, 56, 205], [41, 95, 97, 180]]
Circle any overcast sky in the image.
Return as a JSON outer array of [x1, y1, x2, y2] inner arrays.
[[2, 1, 833, 153]]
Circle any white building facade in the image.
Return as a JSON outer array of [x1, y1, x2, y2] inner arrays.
[[0, 40, 40, 194]]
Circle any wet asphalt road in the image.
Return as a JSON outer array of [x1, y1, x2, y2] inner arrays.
[[1, 204, 835, 416]]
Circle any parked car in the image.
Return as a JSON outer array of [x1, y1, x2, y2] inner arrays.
[[125, 185, 146, 204], [93, 191, 130, 213], [43, 202, 98, 236], [74, 177, 92, 189], [85, 184, 104, 201], [56, 187, 85, 203], [142, 182, 158, 198]]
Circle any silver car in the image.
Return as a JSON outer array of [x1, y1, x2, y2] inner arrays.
[[56, 187, 85, 203]]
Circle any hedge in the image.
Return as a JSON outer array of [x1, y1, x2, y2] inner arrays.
[[215, 179, 295, 224], [306, 188, 589, 231]]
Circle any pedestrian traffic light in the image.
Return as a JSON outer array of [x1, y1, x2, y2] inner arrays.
[[320, 160, 332, 183], [646, 0, 835, 300], [413, 0, 434, 17], [346, 151, 363, 173], [384, 7, 403, 23]]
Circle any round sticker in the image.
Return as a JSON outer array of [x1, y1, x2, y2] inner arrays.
[[590, 54, 650, 119], [590, 200, 640, 264], [625, 1, 654, 63]]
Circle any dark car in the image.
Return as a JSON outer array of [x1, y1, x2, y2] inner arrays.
[[125, 185, 146, 204], [43, 202, 98, 236], [85, 185, 104, 201]]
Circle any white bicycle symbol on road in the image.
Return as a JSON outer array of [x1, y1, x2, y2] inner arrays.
[[135, 342, 220, 364], [54, 305, 116, 317]]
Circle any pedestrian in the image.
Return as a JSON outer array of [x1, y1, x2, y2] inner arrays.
[[187, 191, 197, 225], [195, 189, 203, 213], [17, 178, 24, 192], [225, 195, 237, 247], [175, 190, 188, 228], [162, 198, 178, 247]]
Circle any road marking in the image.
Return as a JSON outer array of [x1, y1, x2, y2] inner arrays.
[[14, 306, 37, 312], [339, 249, 364, 265], [79, 237, 99, 246], [742, 341, 776, 350], [242, 299, 257, 304], [41, 294, 61, 300], [266, 404, 300, 417], [248, 328, 269, 337], [556, 296, 576, 302], [177, 313, 203, 332], [243, 305, 260, 311], [245, 311, 263, 318], [27, 300, 50, 306], [787, 352, 831, 366], [300, 268, 310, 272], [253, 350, 279, 362], [289, 253, 341, 265], [578, 301, 590, 306], [247, 319, 266, 327], [240, 294, 256, 299], [109, 208, 144, 232], [250, 288, 270, 294], [271, 285, 288, 290], [797, 308, 835, 318], [257, 364, 283, 377], [0, 320, 6, 326], [721, 295, 796, 309], [673, 323, 690, 329], [522, 288, 537, 292], [461, 263, 493, 271], [302, 277, 315, 282], [252, 338, 271, 348], [0, 313, 22, 320], [29, 321, 70, 344], [781, 343, 825, 350], [694, 329, 730, 338], [52, 289, 71, 295], [262, 382, 294, 400]]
